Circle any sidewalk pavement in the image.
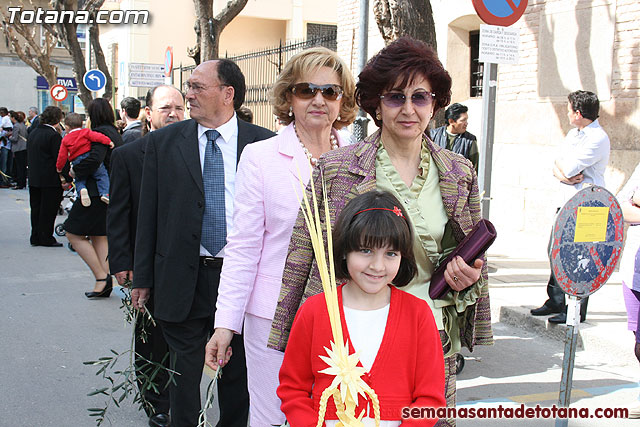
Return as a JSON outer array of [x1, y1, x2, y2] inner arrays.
[[486, 228, 634, 365]]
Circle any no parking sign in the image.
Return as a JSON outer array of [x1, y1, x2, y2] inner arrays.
[[472, 0, 528, 26]]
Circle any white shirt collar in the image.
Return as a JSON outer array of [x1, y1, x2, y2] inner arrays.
[[197, 113, 238, 144]]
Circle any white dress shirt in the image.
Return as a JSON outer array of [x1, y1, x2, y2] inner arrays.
[[555, 119, 610, 206], [197, 113, 239, 256]]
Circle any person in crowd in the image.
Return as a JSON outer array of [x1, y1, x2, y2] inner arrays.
[[56, 112, 113, 206], [131, 59, 274, 427], [0, 107, 13, 175], [120, 96, 143, 144], [64, 98, 123, 299], [27, 106, 40, 134], [269, 37, 493, 427], [9, 111, 28, 189], [429, 102, 479, 171], [619, 164, 640, 419], [530, 90, 610, 324], [27, 106, 67, 247], [204, 47, 356, 426], [235, 105, 253, 123], [278, 190, 445, 426], [108, 85, 185, 427]]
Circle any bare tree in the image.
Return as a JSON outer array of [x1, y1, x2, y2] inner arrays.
[[373, 0, 437, 49], [0, 1, 59, 92], [188, 0, 249, 65], [46, 0, 113, 106]]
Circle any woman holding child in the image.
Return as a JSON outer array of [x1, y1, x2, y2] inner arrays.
[[269, 37, 493, 425], [64, 98, 123, 299], [204, 47, 356, 426]]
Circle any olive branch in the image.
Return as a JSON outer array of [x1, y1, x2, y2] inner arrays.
[[85, 283, 178, 425]]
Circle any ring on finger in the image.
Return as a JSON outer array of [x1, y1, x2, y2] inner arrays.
[[453, 276, 459, 282]]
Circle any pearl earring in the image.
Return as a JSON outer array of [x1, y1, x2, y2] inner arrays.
[[337, 114, 341, 121], [288, 106, 293, 117]]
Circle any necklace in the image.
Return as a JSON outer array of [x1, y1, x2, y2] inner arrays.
[[293, 122, 339, 167]]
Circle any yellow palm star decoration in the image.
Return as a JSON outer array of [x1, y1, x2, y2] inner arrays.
[[293, 164, 381, 427]]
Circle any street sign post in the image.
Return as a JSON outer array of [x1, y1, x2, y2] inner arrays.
[[50, 84, 68, 102], [474, 1, 527, 219], [83, 69, 106, 92], [550, 185, 624, 427], [164, 46, 173, 79]]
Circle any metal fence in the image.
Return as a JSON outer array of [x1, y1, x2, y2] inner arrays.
[[172, 35, 338, 131]]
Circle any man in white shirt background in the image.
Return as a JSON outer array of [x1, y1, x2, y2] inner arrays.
[[531, 90, 611, 324]]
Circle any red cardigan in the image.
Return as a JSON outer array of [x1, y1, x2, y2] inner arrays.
[[56, 128, 112, 171], [278, 285, 445, 426]]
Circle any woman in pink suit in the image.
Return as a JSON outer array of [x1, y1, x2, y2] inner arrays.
[[205, 47, 356, 426]]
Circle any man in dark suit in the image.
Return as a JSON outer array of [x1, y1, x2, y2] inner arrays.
[[108, 85, 185, 427], [27, 106, 68, 247], [132, 59, 275, 427]]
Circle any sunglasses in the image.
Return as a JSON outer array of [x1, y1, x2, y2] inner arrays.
[[379, 91, 436, 108], [290, 83, 344, 101]]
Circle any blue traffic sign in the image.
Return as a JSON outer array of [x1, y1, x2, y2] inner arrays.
[[83, 69, 106, 92]]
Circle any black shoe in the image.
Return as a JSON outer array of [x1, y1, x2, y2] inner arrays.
[[530, 304, 563, 316], [40, 241, 63, 247], [548, 312, 586, 324], [11, 185, 24, 190], [85, 275, 113, 298], [149, 413, 170, 427]]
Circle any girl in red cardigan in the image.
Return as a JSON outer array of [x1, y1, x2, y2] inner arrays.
[[278, 190, 445, 426]]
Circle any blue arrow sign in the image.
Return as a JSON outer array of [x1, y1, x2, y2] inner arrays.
[[83, 69, 106, 92]]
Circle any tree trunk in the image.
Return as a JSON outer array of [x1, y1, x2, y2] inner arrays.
[[189, 0, 249, 64], [373, 0, 437, 49]]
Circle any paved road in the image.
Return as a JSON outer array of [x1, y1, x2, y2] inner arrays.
[[2, 187, 638, 426]]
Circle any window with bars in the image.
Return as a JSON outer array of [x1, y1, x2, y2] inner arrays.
[[470, 30, 483, 98]]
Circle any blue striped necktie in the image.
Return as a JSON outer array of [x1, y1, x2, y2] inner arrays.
[[201, 129, 226, 256]]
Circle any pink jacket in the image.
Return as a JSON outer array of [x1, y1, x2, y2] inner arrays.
[[215, 123, 348, 332]]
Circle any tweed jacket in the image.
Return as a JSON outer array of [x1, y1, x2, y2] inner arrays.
[[269, 129, 493, 352]]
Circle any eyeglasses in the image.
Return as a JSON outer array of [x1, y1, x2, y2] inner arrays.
[[290, 83, 344, 101], [379, 91, 436, 108], [183, 82, 228, 94]]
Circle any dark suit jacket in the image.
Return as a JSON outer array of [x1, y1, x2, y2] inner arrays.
[[121, 121, 143, 145], [27, 115, 40, 134], [107, 135, 147, 274], [133, 118, 275, 323], [27, 124, 63, 188]]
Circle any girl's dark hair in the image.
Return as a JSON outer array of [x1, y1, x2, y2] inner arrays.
[[87, 98, 115, 129], [356, 36, 452, 128], [332, 190, 417, 287]]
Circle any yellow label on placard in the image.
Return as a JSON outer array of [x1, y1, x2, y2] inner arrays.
[[574, 207, 609, 242]]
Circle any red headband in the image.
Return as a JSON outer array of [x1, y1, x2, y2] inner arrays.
[[354, 206, 404, 218]]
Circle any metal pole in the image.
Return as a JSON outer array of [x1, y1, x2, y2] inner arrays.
[[555, 296, 581, 427], [479, 62, 497, 219], [353, 0, 369, 141]]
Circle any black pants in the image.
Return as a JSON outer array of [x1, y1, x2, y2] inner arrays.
[[545, 273, 589, 318], [29, 186, 62, 245], [13, 150, 27, 188], [135, 295, 170, 416], [157, 262, 249, 427]]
